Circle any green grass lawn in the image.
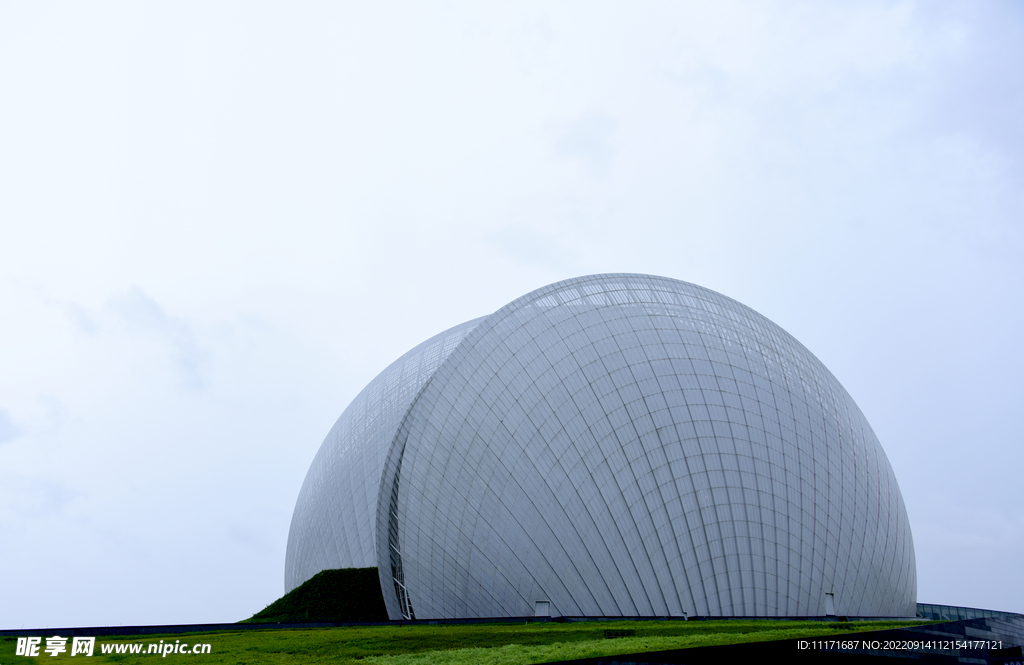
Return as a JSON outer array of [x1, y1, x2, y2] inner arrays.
[[2, 619, 930, 665]]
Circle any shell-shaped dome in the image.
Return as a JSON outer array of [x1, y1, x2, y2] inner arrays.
[[289, 274, 916, 618]]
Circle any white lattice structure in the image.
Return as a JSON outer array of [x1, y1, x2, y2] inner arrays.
[[286, 274, 917, 619]]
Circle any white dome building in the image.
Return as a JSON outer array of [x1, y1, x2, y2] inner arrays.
[[286, 274, 916, 619]]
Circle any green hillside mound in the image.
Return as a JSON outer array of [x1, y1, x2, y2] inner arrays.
[[245, 567, 389, 623]]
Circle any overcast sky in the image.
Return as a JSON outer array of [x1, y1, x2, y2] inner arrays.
[[1, 1, 1022, 629]]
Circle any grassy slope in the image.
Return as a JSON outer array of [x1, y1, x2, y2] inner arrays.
[[2, 619, 930, 665], [245, 567, 389, 623]]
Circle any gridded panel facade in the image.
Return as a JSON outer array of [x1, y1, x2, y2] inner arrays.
[[289, 274, 917, 618], [284, 317, 483, 592], [382, 275, 915, 618]]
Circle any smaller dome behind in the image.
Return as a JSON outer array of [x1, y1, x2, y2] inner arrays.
[[284, 317, 483, 592]]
